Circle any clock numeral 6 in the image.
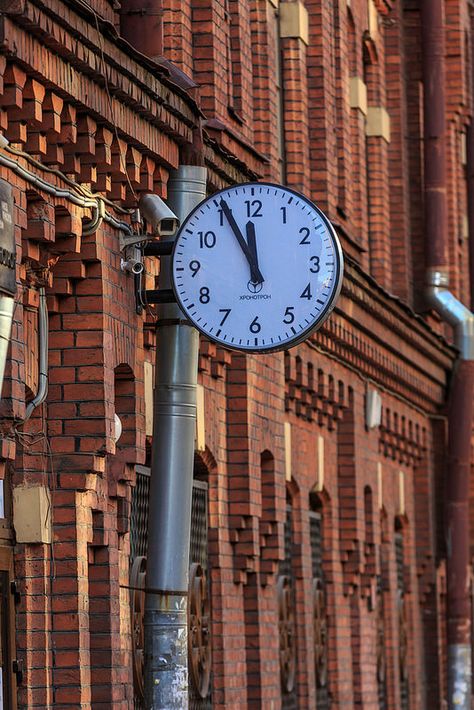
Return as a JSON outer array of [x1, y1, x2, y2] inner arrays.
[[198, 230, 217, 249], [189, 260, 201, 277], [249, 316, 261, 333], [310, 256, 320, 273], [283, 306, 295, 324], [199, 287, 211, 304]]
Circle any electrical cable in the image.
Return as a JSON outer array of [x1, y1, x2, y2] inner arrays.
[[0, 144, 133, 235], [4, 142, 133, 215]]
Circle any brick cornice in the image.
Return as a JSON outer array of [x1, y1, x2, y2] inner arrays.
[[0, 0, 259, 185], [8, 0, 201, 125], [308, 261, 455, 411]]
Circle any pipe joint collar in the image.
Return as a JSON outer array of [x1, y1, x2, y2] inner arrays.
[[426, 268, 450, 288], [426, 284, 474, 360]]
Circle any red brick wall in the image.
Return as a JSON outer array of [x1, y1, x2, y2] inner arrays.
[[0, 0, 470, 708]]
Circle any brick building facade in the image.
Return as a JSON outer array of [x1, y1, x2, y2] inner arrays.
[[0, 0, 471, 708]]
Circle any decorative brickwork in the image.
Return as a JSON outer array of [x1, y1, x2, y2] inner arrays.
[[0, 0, 471, 708]]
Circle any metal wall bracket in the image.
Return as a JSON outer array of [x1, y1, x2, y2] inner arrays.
[[141, 289, 176, 304], [143, 241, 174, 257], [119, 232, 153, 250]]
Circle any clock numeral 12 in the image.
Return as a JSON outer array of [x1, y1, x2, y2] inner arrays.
[[245, 200, 263, 218]]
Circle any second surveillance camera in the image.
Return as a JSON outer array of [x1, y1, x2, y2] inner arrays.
[[139, 194, 180, 236]]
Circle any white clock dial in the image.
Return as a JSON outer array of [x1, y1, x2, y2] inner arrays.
[[171, 182, 343, 353]]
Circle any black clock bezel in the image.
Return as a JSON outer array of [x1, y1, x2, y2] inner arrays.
[[171, 181, 344, 354]]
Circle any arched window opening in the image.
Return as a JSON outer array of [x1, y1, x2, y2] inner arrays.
[[129, 451, 213, 708], [395, 517, 410, 710], [279, 491, 297, 709], [309, 492, 329, 709]]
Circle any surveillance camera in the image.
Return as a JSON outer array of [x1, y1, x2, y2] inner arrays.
[[121, 257, 144, 275], [139, 193, 180, 236]]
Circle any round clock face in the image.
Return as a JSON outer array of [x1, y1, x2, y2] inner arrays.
[[171, 182, 343, 353]]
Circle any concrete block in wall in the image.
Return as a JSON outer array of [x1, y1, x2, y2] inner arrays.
[[368, 0, 379, 41], [13, 485, 51, 544], [366, 107, 391, 143], [279, 1, 309, 45], [315, 435, 324, 491], [377, 462, 383, 509], [284, 421, 292, 481], [144, 360, 153, 437], [195, 383, 205, 453], [398, 471, 405, 515], [350, 77, 367, 115]]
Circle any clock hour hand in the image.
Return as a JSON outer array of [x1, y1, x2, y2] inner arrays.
[[245, 221, 263, 284], [220, 199, 264, 284]]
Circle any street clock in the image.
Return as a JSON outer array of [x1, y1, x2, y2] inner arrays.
[[171, 182, 343, 353]]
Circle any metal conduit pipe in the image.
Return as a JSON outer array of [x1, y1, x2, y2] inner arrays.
[[421, 2, 474, 708], [0, 296, 14, 398], [3, 142, 132, 215], [142, 166, 207, 709], [23, 288, 48, 423], [0, 143, 132, 235]]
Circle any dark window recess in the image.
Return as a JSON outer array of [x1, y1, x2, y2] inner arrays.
[[395, 532, 410, 710], [0, 571, 14, 709], [309, 511, 330, 710], [189, 479, 212, 710], [376, 574, 387, 710], [130, 468, 212, 709], [130, 465, 151, 561], [279, 503, 298, 710]]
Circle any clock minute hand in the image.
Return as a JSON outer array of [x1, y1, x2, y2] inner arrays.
[[220, 199, 264, 284]]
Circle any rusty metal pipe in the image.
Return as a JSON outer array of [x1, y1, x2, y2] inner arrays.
[[421, 1, 474, 708], [467, 6, 474, 311], [421, 0, 448, 270], [120, 0, 163, 59], [445, 360, 474, 710]]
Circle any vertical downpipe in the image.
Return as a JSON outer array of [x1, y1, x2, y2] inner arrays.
[[467, 5, 474, 311], [421, 2, 474, 708], [120, 0, 164, 60], [143, 166, 207, 709]]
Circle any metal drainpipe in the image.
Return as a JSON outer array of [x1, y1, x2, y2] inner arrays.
[[467, 5, 474, 312], [422, 1, 474, 708], [119, 0, 163, 60], [142, 166, 207, 709]]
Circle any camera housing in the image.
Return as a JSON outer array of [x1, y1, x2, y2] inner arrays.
[[119, 194, 180, 251], [139, 193, 180, 236]]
